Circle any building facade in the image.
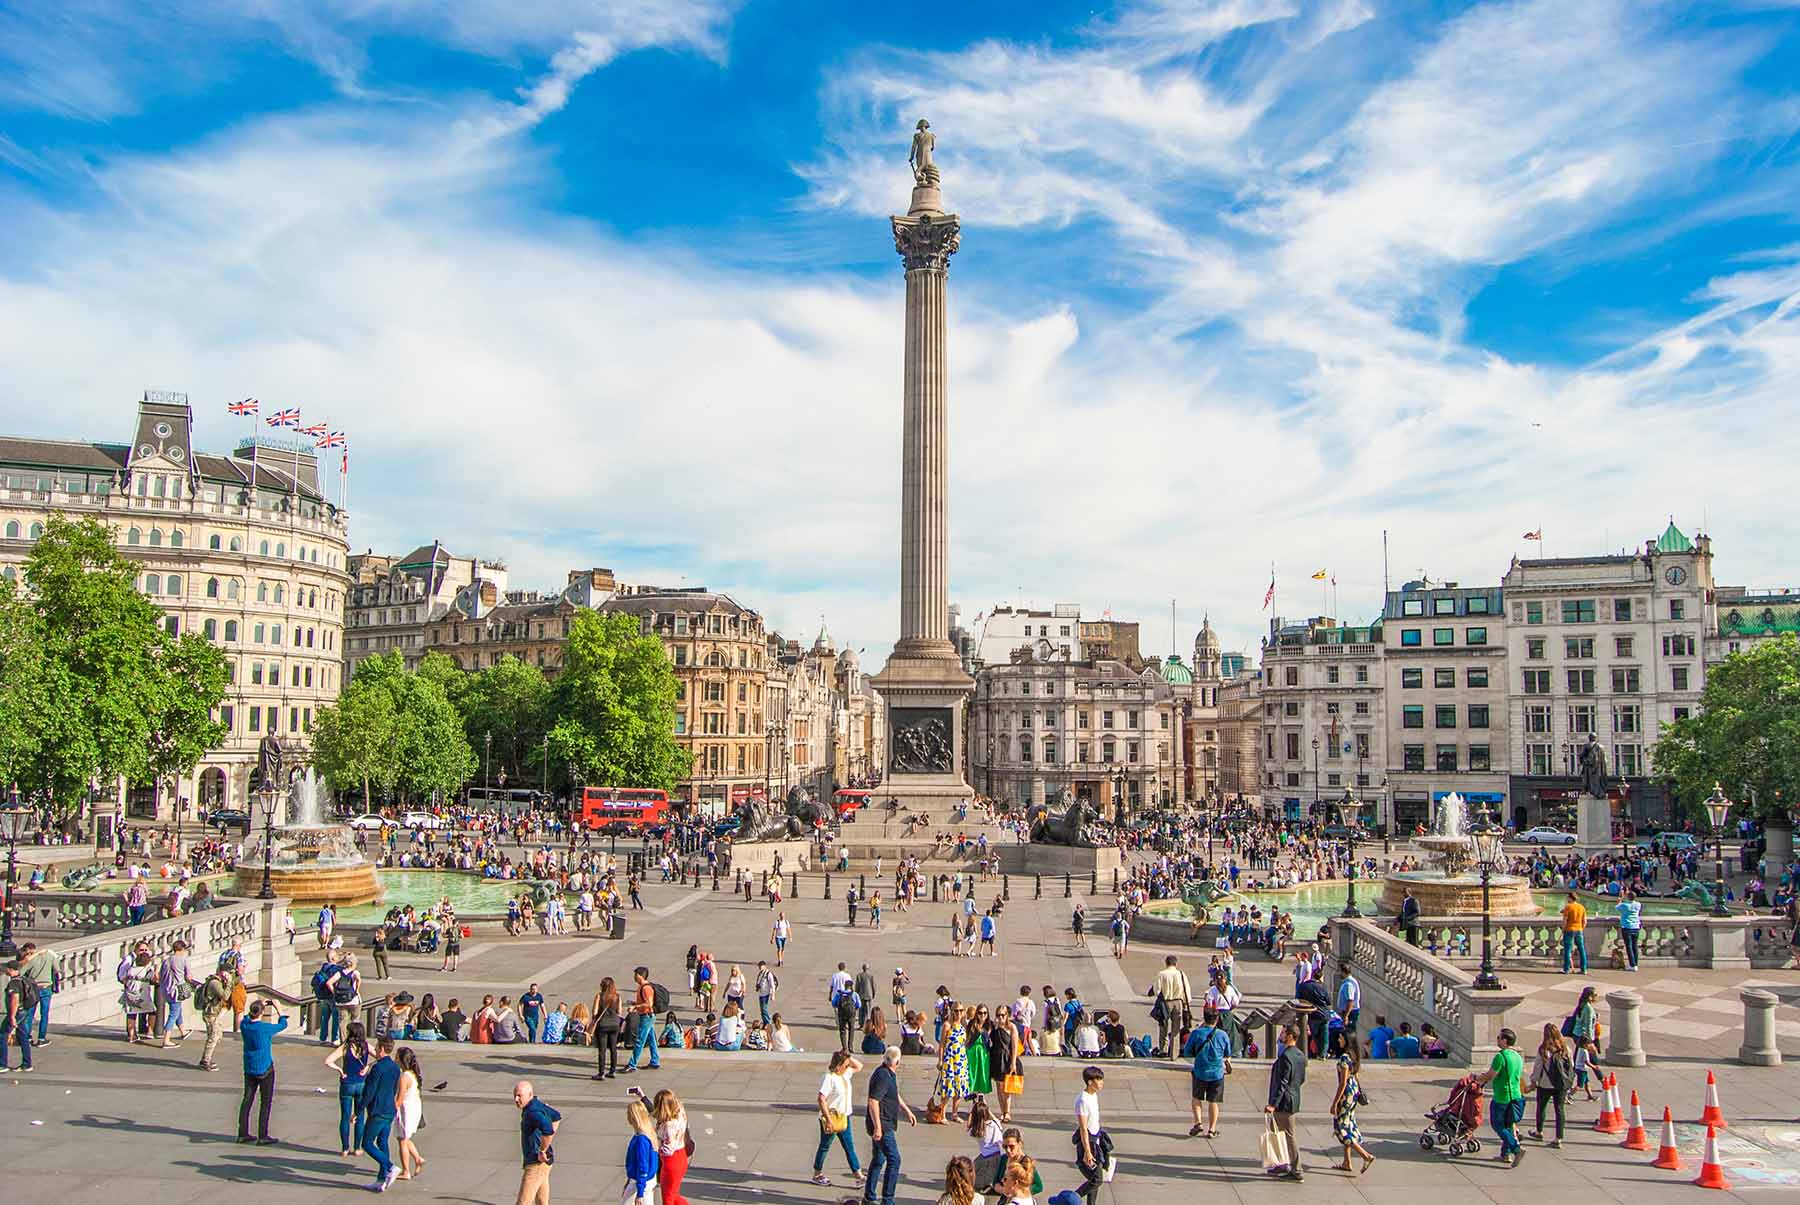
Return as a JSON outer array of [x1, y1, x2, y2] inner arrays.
[[969, 646, 1178, 816], [1500, 523, 1713, 831], [1381, 581, 1510, 834], [345, 542, 504, 675], [1258, 616, 1387, 827], [0, 394, 350, 819], [1215, 669, 1264, 808], [1710, 586, 1800, 664], [973, 604, 1083, 666], [421, 569, 618, 674]]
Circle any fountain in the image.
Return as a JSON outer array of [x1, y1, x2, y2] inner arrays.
[[1376, 792, 1536, 917], [231, 767, 383, 906]]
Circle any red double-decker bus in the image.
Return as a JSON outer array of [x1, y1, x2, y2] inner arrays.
[[579, 787, 671, 831]]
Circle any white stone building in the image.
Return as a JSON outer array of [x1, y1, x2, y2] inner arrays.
[[1258, 616, 1387, 827]]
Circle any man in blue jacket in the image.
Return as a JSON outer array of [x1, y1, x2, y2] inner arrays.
[[361, 1036, 402, 1191], [237, 1000, 288, 1144]]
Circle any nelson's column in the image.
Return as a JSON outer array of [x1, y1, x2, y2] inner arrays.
[[872, 119, 975, 813]]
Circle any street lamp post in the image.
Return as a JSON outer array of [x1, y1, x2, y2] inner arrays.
[[1339, 789, 1362, 917], [1470, 806, 1506, 990], [0, 801, 31, 958], [254, 785, 281, 901], [1703, 783, 1732, 918], [484, 732, 492, 792], [1311, 735, 1321, 828]]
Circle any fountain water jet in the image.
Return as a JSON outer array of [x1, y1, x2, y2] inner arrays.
[[1377, 792, 1536, 917], [231, 768, 382, 906]]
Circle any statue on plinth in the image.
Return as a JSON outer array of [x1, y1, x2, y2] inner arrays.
[[909, 119, 939, 187], [1027, 794, 1099, 847], [1578, 736, 1610, 799]]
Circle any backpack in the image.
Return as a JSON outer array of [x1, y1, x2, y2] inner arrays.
[[198, 975, 229, 1020], [17, 977, 40, 1011], [650, 982, 671, 1014], [331, 969, 358, 1005], [312, 964, 337, 1000]]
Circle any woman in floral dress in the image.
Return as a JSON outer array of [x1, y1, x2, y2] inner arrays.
[[1330, 1031, 1376, 1174], [932, 1004, 971, 1122]]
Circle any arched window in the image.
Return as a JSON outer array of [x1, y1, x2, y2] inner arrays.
[[209, 534, 221, 550], [165, 575, 181, 596], [227, 579, 240, 600], [28, 522, 41, 539], [203, 618, 217, 639], [2, 566, 14, 582], [225, 620, 238, 641], [259, 540, 269, 556], [306, 627, 314, 648], [271, 624, 282, 644], [253, 622, 265, 643], [1019, 735, 1033, 763], [293, 627, 302, 648], [304, 666, 313, 686], [142, 575, 157, 595], [3, 521, 16, 539], [230, 536, 242, 552], [206, 577, 219, 599], [273, 584, 284, 604], [163, 615, 178, 635], [149, 528, 162, 547], [257, 582, 268, 603], [153, 476, 166, 498], [275, 542, 285, 558], [170, 530, 183, 548], [127, 527, 141, 546]]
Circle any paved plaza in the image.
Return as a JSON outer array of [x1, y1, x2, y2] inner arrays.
[[7, 875, 1800, 1203]]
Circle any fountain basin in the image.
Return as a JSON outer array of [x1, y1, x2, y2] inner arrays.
[[230, 823, 381, 906], [1376, 870, 1537, 918]]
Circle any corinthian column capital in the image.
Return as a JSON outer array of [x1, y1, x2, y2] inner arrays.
[[892, 212, 962, 273]]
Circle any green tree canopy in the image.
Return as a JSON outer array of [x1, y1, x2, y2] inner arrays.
[[311, 679, 399, 809], [329, 651, 478, 805], [461, 654, 551, 786], [1652, 634, 1800, 825], [549, 611, 689, 792], [0, 514, 227, 815]]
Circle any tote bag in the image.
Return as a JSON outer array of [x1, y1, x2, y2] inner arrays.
[[1259, 1116, 1291, 1175]]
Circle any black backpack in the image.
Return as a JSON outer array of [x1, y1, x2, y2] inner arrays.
[[650, 982, 671, 1014], [331, 970, 358, 1005], [17, 977, 40, 1010]]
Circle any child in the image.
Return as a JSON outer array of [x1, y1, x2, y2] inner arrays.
[[892, 967, 910, 1012]]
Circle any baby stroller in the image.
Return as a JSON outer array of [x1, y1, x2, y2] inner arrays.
[[1419, 1074, 1484, 1155], [415, 926, 440, 955]]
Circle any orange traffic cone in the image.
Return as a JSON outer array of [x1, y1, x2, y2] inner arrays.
[[1693, 1124, 1730, 1190], [1699, 1069, 1729, 1129], [1651, 1106, 1685, 1170], [1621, 1090, 1650, 1150], [1595, 1074, 1625, 1134]]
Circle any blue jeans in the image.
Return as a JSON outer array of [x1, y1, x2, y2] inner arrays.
[[713, 1034, 743, 1051], [364, 1113, 394, 1179], [1561, 931, 1587, 973], [338, 1080, 366, 1152], [626, 1019, 660, 1068], [525, 1015, 540, 1043], [33, 988, 51, 1041], [1620, 928, 1640, 968], [863, 1131, 900, 1205], [319, 1001, 341, 1043], [759, 996, 772, 1025], [1490, 1097, 1524, 1155], [813, 1125, 861, 1174], [0, 1014, 30, 1069]]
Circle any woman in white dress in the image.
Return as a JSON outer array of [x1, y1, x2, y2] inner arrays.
[[394, 1047, 425, 1179]]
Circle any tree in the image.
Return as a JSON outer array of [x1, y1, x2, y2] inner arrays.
[[312, 681, 399, 809], [0, 514, 227, 815], [1652, 634, 1800, 824], [549, 611, 690, 792], [347, 652, 477, 804], [462, 655, 551, 785]]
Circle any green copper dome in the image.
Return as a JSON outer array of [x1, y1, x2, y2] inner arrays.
[[1655, 520, 1693, 554], [1162, 654, 1193, 685]]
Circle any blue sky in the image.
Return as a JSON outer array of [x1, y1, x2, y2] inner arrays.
[[2, 0, 1798, 664]]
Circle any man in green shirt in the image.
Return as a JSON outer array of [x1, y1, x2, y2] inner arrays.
[[1476, 1027, 1525, 1166]]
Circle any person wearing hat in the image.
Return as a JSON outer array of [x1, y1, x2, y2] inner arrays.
[[376, 992, 416, 1043]]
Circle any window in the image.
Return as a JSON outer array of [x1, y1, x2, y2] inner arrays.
[[249, 707, 260, 732], [2, 521, 14, 538], [127, 526, 141, 545], [149, 528, 162, 547], [1523, 669, 1551, 694], [1402, 668, 1423, 689], [1526, 704, 1551, 734], [165, 574, 181, 596], [1354, 701, 1370, 715], [1284, 667, 1299, 685], [1527, 743, 1552, 776], [1127, 710, 1139, 729], [1562, 599, 1596, 623], [1610, 667, 1640, 694], [1284, 772, 1299, 788], [1160, 712, 1169, 729], [230, 536, 241, 552], [1462, 704, 1487, 729], [1614, 704, 1641, 734], [1466, 627, 1487, 646], [163, 616, 178, 635], [1468, 595, 1490, 615], [1565, 637, 1594, 659], [1103, 738, 1117, 762], [1615, 744, 1643, 776], [253, 622, 265, 643], [271, 624, 282, 644], [1433, 668, 1455, 688], [1402, 705, 1424, 729], [1670, 599, 1685, 620], [1433, 596, 1456, 615], [205, 577, 219, 598], [1044, 738, 1057, 763], [1672, 666, 1690, 691], [1020, 712, 1032, 729], [259, 540, 269, 556], [1566, 669, 1596, 694], [1525, 601, 1543, 624], [275, 542, 285, 558], [1526, 638, 1545, 660], [1469, 745, 1491, 771], [1018, 736, 1033, 763], [1401, 629, 1422, 647], [257, 582, 268, 603], [1077, 741, 1089, 763], [227, 579, 240, 600], [251, 663, 264, 685], [1403, 745, 1425, 771], [1613, 598, 1633, 621], [274, 584, 284, 604], [1326, 665, 1339, 684], [1077, 711, 1088, 729], [209, 534, 221, 550], [269, 664, 281, 686], [1436, 745, 1458, 772], [1466, 666, 1489, 688], [1285, 733, 1300, 759], [1675, 706, 1691, 722], [1569, 703, 1597, 734], [1435, 705, 1457, 728], [1661, 634, 1696, 657], [225, 620, 238, 641], [1284, 701, 1299, 716], [1127, 741, 1139, 763], [203, 618, 217, 639], [1103, 710, 1115, 729], [1402, 598, 1425, 616], [1615, 636, 1634, 658], [170, 530, 182, 548], [1355, 732, 1370, 758], [1356, 666, 1368, 684]]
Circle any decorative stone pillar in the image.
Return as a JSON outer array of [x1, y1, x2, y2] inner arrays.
[[1738, 988, 1782, 1066], [1605, 988, 1647, 1067]]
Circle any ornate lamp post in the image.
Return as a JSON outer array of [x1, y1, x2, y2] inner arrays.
[[1703, 783, 1732, 918], [1111, 766, 1127, 826], [1470, 806, 1506, 990], [1339, 789, 1362, 918], [484, 731, 492, 792], [254, 784, 281, 901], [0, 801, 31, 958], [1310, 735, 1321, 827]]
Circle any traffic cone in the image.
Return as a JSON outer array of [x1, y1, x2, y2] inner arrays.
[[1699, 1069, 1729, 1129], [1621, 1090, 1650, 1150], [1651, 1106, 1685, 1170], [1693, 1124, 1730, 1190], [1595, 1074, 1625, 1134]]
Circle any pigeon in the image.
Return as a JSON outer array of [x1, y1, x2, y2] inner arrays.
[[431, 1081, 448, 1092]]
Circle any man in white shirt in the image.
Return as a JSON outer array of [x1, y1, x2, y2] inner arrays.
[[1151, 955, 1193, 1057], [828, 962, 854, 1004], [1074, 1067, 1107, 1205], [1012, 986, 1036, 1045]]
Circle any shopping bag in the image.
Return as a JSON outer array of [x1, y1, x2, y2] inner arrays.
[[1259, 1117, 1291, 1175]]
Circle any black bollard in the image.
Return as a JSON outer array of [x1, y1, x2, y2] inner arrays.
[[792, 870, 799, 898], [931, 875, 939, 903], [860, 874, 866, 898], [824, 872, 832, 899], [1003, 874, 1010, 901], [1035, 873, 1042, 900], [1090, 870, 1098, 895], [1064, 872, 1072, 898], [1113, 868, 1120, 893], [712, 868, 720, 892]]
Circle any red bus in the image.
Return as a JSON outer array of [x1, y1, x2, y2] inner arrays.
[[579, 787, 671, 831], [832, 788, 872, 819]]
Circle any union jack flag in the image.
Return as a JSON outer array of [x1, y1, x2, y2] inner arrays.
[[227, 398, 258, 416], [265, 408, 301, 427], [314, 431, 345, 448], [299, 422, 329, 437]]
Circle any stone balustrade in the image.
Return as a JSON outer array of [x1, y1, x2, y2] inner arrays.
[[11, 890, 136, 932], [1375, 912, 1787, 970], [1329, 918, 1523, 1067]]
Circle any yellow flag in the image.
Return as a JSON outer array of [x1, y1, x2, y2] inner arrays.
[[1311, 569, 1328, 580]]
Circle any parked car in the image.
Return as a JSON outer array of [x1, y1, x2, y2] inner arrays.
[[401, 811, 445, 830], [1631, 831, 1701, 851], [348, 813, 397, 831], [205, 809, 252, 834], [712, 815, 744, 837], [1513, 825, 1578, 845]]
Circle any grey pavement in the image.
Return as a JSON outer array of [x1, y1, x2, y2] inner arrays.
[[7, 874, 1800, 1202]]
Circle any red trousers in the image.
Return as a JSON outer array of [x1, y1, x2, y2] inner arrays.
[[658, 1147, 689, 1205]]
